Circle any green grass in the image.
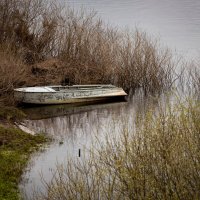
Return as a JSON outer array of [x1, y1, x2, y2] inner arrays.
[[0, 126, 47, 200]]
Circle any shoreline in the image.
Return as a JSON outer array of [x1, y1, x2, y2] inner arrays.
[[0, 108, 48, 200]]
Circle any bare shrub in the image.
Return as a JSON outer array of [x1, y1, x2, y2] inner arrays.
[[57, 12, 176, 92], [57, 9, 120, 84], [53, 6, 177, 92], [0, 0, 63, 63], [0, 47, 27, 105], [184, 61, 200, 97], [116, 31, 176, 93]]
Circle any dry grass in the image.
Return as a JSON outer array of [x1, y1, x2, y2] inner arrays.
[[35, 98, 200, 200]]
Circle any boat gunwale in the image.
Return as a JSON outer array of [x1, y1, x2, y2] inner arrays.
[[14, 85, 125, 94]]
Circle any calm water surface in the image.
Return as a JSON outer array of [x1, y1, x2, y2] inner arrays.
[[20, 92, 160, 199], [20, 1, 200, 198]]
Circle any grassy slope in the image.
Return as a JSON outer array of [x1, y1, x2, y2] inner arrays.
[[0, 126, 47, 200]]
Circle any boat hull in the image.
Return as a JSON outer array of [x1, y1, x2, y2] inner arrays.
[[14, 86, 127, 105]]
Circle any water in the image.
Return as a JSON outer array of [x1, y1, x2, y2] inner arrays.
[[64, 0, 200, 59], [19, 91, 160, 199], [20, 1, 200, 198]]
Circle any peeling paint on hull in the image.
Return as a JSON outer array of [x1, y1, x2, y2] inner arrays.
[[14, 85, 127, 105]]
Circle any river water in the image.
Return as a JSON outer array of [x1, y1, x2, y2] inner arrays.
[[19, 1, 200, 199], [19, 93, 152, 199]]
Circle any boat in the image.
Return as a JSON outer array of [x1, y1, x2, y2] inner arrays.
[[14, 85, 127, 105]]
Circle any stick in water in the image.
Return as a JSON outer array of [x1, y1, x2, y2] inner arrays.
[[78, 149, 81, 157]]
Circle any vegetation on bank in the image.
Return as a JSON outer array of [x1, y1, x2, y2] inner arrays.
[[35, 98, 200, 199], [0, 126, 47, 200], [1, 0, 199, 106], [0, 0, 179, 106]]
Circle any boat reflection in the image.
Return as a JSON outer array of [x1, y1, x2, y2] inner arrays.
[[21, 100, 129, 141], [21, 99, 127, 120]]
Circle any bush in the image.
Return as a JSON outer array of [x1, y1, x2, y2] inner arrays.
[[0, 0, 177, 103], [0, 47, 27, 105], [35, 98, 200, 199]]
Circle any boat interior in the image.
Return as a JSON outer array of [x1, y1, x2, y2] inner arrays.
[[50, 85, 116, 91]]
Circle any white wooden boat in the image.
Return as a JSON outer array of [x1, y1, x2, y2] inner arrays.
[[14, 85, 127, 105]]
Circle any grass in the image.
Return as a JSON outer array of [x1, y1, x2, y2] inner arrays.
[[0, 126, 47, 200], [35, 98, 200, 200]]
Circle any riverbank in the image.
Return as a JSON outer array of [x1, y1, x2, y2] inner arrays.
[[0, 110, 48, 200]]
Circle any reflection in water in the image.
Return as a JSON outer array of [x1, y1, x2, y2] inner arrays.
[[19, 90, 161, 199], [22, 101, 128, 140], [21, 100, 127, 120]]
